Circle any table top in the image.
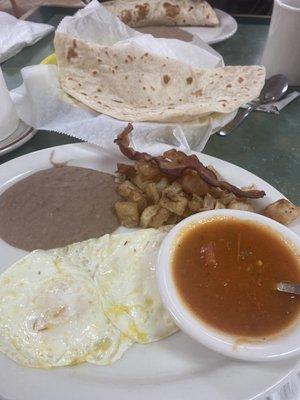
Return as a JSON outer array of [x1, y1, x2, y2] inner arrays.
[[1, 7, 299, 204]]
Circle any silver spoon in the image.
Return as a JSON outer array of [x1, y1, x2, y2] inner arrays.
[[276, 281, 300, 295], [218, 74, 288, 136]]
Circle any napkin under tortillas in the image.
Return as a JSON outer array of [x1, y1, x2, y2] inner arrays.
[[54, 32, 265, 123], [103, 0, 219, 27]]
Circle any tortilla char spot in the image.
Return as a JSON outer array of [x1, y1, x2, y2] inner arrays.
[[125, 75, 128, 80], [78, 83, 82, 87], [192, 89, 203, 97], [92, 70, 98, 76], [105, 50, 109, 56], [125, 59, 128, 63], [238, 77, 244, 83], [186, 77, 193, 85], [150, 86, 155, 91], [67, 77, 73, 81], [226, 84, 232, 88], [143, 86, 146, 90], [163, 74, 171, 84], [206, 13, 210, 19], [97, 58, 102, 63], [183, 19, 186, 23], [121, 9, 132, 24], [135, 3, 150, 22], [163, 2, 180, 18], [97, 88, 102, 92], [127, 55, 133, 61], [189, 6, 194, 11], [81, 92, 87, 96], [66, 39, 78, 62]]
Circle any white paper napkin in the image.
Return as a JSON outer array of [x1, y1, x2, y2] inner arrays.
[[0, 12, 54, 63], [10, 0, 237, 153]]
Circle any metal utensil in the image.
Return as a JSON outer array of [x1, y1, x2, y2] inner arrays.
[[218, 74, 288, 136], [276, 281, 300, 295]]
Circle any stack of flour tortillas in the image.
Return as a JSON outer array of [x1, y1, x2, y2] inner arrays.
[[54, 0, 265, 125], [54, 36, 265, 123], [103, 0, 219, 27]]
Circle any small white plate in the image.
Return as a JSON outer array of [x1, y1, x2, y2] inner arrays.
[[183, 9, 238, 44], [0, 143, 299, 400], [0, 120, 36, 156]]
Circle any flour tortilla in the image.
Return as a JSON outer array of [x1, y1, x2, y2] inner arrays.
[[54, 32, 265, 123], [103, 0, 219, 27]]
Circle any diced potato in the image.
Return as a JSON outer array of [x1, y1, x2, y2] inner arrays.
[[156, 177, 170, 193], [220, 192, 236, 206], [227, 200, 254, 212], [160, 183, 188, 216], [135, 160, 160, 181], [145, 182, 160, 203], [203, 193, 216, 210], [115, 201, 140, 228], [215, 200, 226, 209], [262, 199, 300, 225], [188, 194, 204, 213], [140, 205, 170, 229], [117, 181, 147, 212], [180, 172, 208, 197], [133, 174, 149, 191]]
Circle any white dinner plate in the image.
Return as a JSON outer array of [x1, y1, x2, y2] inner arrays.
[[0, 143, 299, 400], [183, 9, 238, 45]]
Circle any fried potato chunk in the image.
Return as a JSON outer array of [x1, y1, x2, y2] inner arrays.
[[145, 182, 160, 203], [215, 200, 226, 209], [140, 205, 170, 228], [203, 193, 216, 210], [156, 177, 170, 193], [262, 199, 300, 225], [117, 181, 147, 212], [115, 201, 139, 228], [180, 171, 209, 197], [160, 183, 188, 216], [188, 194, 204, 213], [228, 200, 254, 212], [135, 160, 161, 181]]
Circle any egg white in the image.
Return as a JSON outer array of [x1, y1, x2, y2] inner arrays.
[[93, 228, 179, 343], [0, 250, 132, 368]]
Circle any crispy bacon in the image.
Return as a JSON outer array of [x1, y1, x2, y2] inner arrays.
[[114, 124, 265, 199]]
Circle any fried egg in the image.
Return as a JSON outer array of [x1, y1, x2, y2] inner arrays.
[[0, 250, 132, 368], [58, 227, 178, 344], [94, 228, 178, 343]]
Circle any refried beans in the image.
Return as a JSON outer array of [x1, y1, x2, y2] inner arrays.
[[0, 166, 120, 251]]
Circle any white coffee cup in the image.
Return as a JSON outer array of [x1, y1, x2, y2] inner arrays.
[[261, 0, 300, 86], [0, 67, 19, 141]]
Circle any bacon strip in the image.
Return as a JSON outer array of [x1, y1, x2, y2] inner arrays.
[[114, 124, 265, 199]]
